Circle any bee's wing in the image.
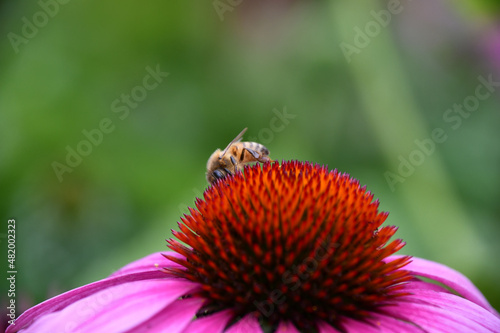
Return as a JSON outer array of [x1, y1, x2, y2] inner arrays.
[[220, 127, 247, 158]]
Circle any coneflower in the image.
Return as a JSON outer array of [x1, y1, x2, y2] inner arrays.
[[8, 161, 500, 333]]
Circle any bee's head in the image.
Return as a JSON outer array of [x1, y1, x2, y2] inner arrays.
[[206, 150, 233, 185], [210, 168, 228, 183]]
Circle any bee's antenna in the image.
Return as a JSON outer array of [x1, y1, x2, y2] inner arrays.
[[219, 128, 247, 159]]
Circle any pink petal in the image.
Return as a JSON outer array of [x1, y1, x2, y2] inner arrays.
[[319, 314, 425, 332], [402, 290, 500, 332], [339, 317, 386, 333], [276, 321, 300, 332], [6, 270, 169, 333], [110, 252, 184, 277], [400, 279, 452, 294], [364, 312, 425, 333], [17, 278, 199, 333], [126, 297, 205, 333], [383, 295, 497, 332], [387, 255, 497, 315], [74, 279, 199, 333], [182, 309, 233, 333], [225, 314, 264, 333]]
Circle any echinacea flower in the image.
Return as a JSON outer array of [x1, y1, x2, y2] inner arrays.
[[7, 161, 500, 332]]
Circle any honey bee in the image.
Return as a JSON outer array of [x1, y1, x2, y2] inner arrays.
[[206, 128, 272, 184]]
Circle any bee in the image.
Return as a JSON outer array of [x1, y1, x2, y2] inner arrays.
[[206, 128, 272, 184]]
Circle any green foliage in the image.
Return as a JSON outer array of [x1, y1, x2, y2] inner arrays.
[[1, 0, 499, 313]]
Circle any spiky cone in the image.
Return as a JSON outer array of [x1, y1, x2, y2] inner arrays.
[[7, 161, 500, 333]]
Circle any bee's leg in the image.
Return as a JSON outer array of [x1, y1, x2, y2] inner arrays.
[[244, 148, 272, 163]]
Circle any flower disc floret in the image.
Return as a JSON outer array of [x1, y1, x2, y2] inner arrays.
[[166, 161, 411, 330]]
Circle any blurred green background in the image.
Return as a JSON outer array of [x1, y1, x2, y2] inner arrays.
[[1, 0, 499, 319]]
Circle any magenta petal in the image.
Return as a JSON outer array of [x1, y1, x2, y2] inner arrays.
[[383, 296, 497, 332], [110, 251, 184, 277], [11, 278, 199, 333], [340, 317, 387, 333], [402, 290, 500, 332], [276, 321, 300, 333], [400, 279, 452, 294], [77, 279, 199, 333], [225, 314, 264, 333], [365, 313, 425, 332], [126, 297, 205, 333], [182, 309, 233, 333], [317, 320, 342, 333], [387, 255, 497, 314], [6, 270, 169, 333]]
